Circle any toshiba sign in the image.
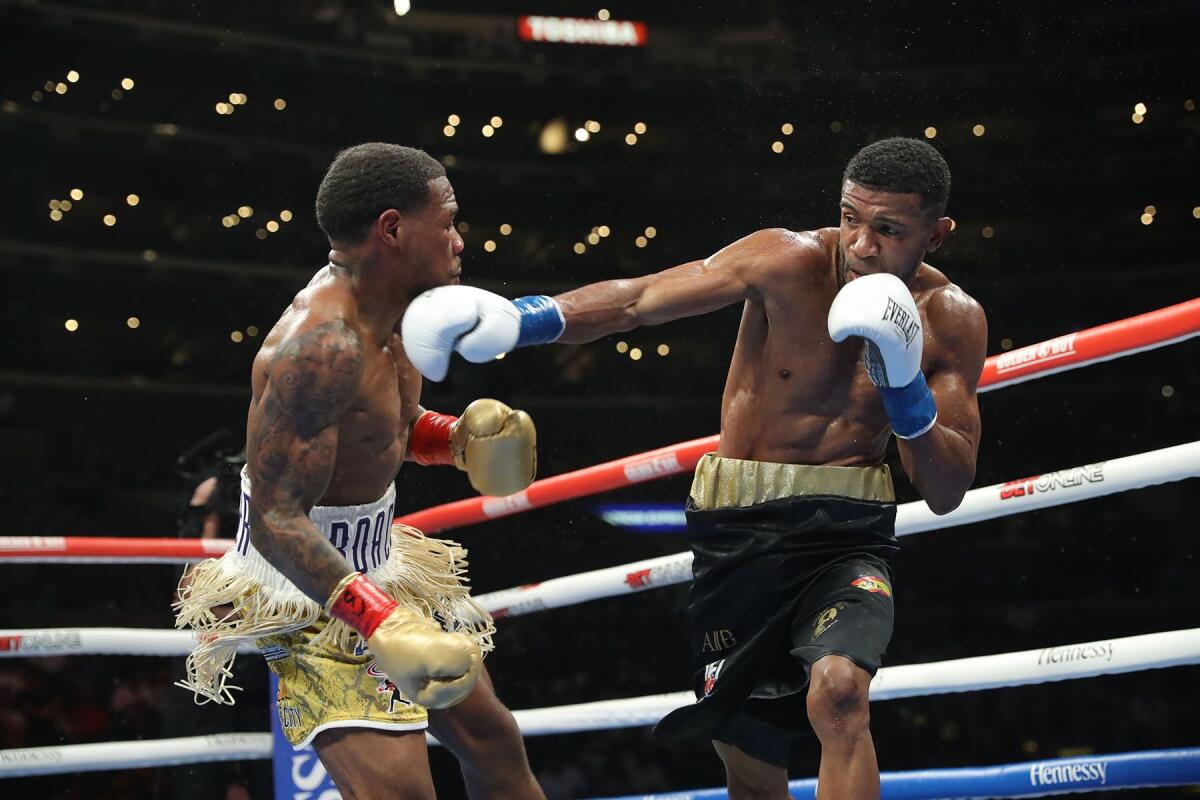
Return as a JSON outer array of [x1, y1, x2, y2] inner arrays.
[[518, 16, 647, 47]]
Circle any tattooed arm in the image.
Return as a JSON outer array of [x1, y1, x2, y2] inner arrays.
[[245, 319, 365, 603]]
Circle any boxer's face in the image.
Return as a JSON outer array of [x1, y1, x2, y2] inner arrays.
[[837, 181, 950, 286], [403, 176, 464, 289]]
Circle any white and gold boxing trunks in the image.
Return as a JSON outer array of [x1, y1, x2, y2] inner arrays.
[[174, 469, 494, 746]]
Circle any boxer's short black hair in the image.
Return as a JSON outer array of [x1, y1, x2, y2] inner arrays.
[[843, 137, 951, 218], [316, 143, 446, 243]]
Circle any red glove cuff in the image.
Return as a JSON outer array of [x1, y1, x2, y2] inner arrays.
[[410, 411, 457, 466], [327, 574, 398, 639]]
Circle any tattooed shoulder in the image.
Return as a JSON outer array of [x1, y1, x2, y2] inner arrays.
[[267, 319, 365, 438]]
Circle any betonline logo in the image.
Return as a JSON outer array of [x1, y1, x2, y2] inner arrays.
[[999, 462, 1105, 500], [1029, 760, 1107, 787]]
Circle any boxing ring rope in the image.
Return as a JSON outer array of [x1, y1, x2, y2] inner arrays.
[[0, 297, 1196, 793], [400, 296, 1200, 534], [0, 296, 1194, 565], [3, 627, 1198, 777], [4, 439, 1195, 613], [594, 748, 1200, 800]]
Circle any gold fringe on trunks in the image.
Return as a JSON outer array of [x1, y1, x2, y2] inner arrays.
[[173, 523, 495, 706]]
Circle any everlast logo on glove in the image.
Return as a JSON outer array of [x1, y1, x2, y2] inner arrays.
[[881, 297, 920, 347]]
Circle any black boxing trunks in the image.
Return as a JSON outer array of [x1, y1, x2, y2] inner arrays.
[[653, 454, 898, 768]]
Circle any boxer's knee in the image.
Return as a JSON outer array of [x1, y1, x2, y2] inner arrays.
[[806, 654, 871, 742]]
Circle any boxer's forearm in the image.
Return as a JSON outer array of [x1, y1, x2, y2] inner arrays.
[[897, 424, 977, 515], [554, 276, 654, 344], [248, 505, 350, 603]]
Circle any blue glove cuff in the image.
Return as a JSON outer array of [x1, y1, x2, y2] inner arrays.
[[879, 371, 938, 439], [513, 295, 566, 347]]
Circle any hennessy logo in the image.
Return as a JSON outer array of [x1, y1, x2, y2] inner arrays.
[[882, 297, 920, 347], [700, 629, 737, 652]]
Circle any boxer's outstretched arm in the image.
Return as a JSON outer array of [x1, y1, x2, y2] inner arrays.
[[897, 288, 987, 514], [554, 229, 790, 344], [245, 319, 365, 602]]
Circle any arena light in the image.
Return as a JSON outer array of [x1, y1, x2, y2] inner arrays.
[[625, 133, 637, 145], [657, 344, 670, 356], [1186, 99, 1196, 111], [266, 220, 279, 232], [615, 341, 629, 353], [126, 194, 139, 206], [634, 121, 647, 134], [781, 122, 793, 135], [644, 226, 656, 238], [103, 214, 116, 227], [247, 325, 259, 337], [66, 70, 79, 83], [273, 98, 286, 110], [483, 239, 496, 252], [539, 118, 569, 154], [126, 317, 140, 329], [1134, 102, 1147, 115], [490, 115, 503, 128], [64, 319, 79, 332], [518, 16, 647, 47], [772, 140, 784, 153], [499, 223, 512, 235], [121, 78, 134, 90], [924, 126, 937, 139], [280, 210, 293, 222], [574, 127, 590, 142], [393, 0, 410, 16], [973, 123, 986, 136]]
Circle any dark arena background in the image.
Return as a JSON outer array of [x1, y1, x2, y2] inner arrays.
[[2, 1, 1199, 798]]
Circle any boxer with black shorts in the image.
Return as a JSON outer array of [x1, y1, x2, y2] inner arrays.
[[404, 137, 987, 799]]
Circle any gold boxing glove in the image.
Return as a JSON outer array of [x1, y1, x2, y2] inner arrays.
[[326, 573, 481, 709], [410, 398, 536, 497]]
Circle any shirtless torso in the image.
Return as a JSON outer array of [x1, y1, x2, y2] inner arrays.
[[716, 227, 980, 467], [247, 266, 423, 508]]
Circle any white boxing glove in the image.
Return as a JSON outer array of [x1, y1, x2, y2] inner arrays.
[[828, 273, 937, 438], [402, 286, 564, 381]]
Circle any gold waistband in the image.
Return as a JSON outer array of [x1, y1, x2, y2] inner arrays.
[[688, 453, 894, 511]]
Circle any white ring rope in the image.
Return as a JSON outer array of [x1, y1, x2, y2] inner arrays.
[[476, 440, 1200, 618], [0, 628, 259, 659], [0, 734, 271, 778], [2, 627, 1196, 776], [3, 441, 1195, 658]]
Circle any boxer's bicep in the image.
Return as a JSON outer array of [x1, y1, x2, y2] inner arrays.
[[245, 320, 365, 601], [924, 291, 988, 456]]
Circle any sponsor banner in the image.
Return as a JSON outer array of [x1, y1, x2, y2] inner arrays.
[[624, 559, 692, 590], [481, 492, 532, 518], [999, 461, 1106, 500], [0, 536, 66, 552], [1029, 758, 1108, 788], [994, 333, 1078, 375], [622, 453, 682, 483], [518, 16, 647, 47], [1038, 641, 1114, 666], [270, 673, 342, 800], [0, 630, 82, 655]]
